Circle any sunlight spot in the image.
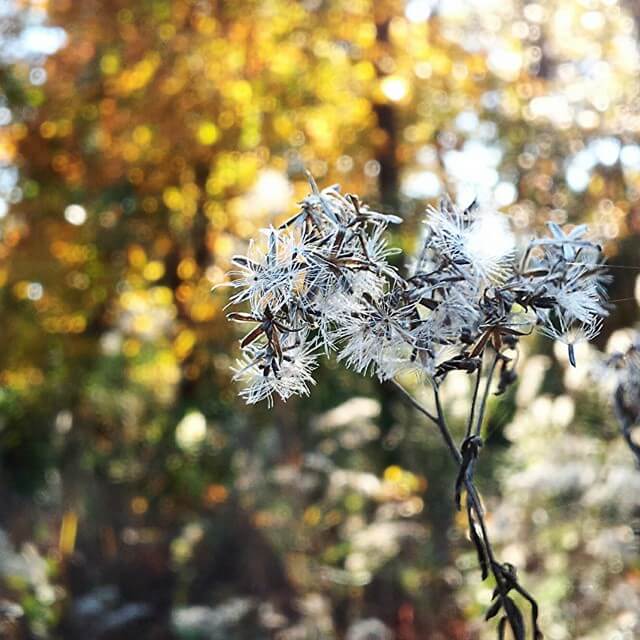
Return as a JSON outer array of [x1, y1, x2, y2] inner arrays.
[[19, 26, 67, 57], [248, 169, 292, 216], [465, 210, 515, 277], [620, 145, 640, 169], [591, 137, 620, 167], [455, 111, 479, 133], [581, 11, 605, 31], [488, 47, 522, 81], [494, 181, 517, 206], [27, 282, 43, 301], [405, 0, 434, 23], [380, 76, 409, 102], [566, 166, 590, 192], [175, 411, 207, 450], [64, 204, 87, 225], [401, 170, 441, 199]]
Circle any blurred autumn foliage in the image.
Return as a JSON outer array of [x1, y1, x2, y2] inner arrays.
[[1, 1, 640, 638]]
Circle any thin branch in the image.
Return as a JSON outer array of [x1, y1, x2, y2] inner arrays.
[[465, 357, 484, 441], [390, 378, 439, 428], [392, 380, 484, 510], [392, 377, 537, 639], [475, 351, 500, 437], [432, 380, 463, 465]]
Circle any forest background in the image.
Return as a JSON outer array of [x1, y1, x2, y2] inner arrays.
[[1, 1, 640, 638]]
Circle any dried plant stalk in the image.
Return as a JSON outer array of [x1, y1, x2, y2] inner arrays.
[[221, 176, 609, 638]]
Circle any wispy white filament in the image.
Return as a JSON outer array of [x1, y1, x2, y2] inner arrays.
[[223, 182, 609, 405]]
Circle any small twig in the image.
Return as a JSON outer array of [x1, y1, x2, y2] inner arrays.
[[432, 380, 464, 465], [475, 351, 500, 437], [392, 379, 492, 543], [390, 379, 444, 444], [466, 357, 484, 441]]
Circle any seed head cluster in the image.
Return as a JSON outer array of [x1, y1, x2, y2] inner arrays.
[[224, 177, 609, 406]]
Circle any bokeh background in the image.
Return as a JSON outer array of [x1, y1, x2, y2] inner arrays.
[[1, 0, 640, 638]]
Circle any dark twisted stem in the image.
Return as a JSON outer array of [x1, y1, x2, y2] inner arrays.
[[391, 375, 534, 639], [434, 380, 510, 603], [392, 376, 496, 548]]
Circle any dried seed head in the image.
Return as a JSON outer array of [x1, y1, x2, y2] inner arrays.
[[222, 180, 609, 405]]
